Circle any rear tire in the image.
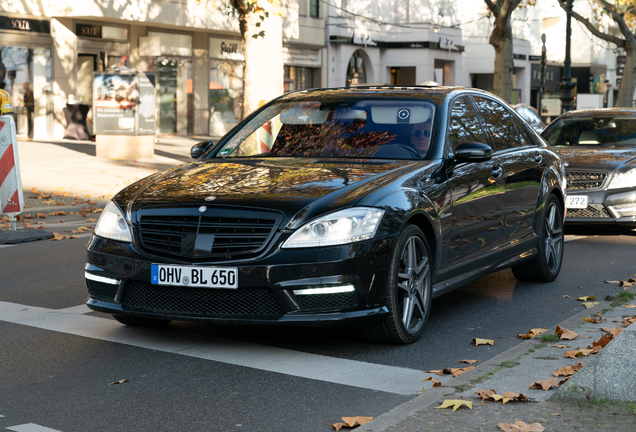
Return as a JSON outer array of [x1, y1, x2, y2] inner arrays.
[[363, 225, 432, 344], [512, 194, 564, 282], [113, 314, 171, 327]]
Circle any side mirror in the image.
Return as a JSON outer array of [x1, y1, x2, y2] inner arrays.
[[190, 141, 215, 159], [454, 142, 493, 163]]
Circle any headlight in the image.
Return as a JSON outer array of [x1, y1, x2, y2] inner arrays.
[[608, 168, 636, 190], [94, 201, 132, 242], [282, 207, 385, 249]]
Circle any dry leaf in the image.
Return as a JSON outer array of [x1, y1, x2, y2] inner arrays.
[[458, 359, 478, 364], [50, 232, 80, 241], [108, 379, 130, 385], [577, 296, 596, 301], [555, 326, 579, 340], [623, 305, 636, 309], [502, 391, 533, 402], [622, 316, 636, 327], [564, 349, 592, 359], [582, 301, 600, 309], [472, 338, 494, 346], [327, 417, 373, 431], [475, 389, 497, 400], [498, 420, 545, 432], [588, 333, 614, 351], [424, 377, 442, 388], [601, 327, 622, 336], [517, 328, 547, 339], [529, 379, 559, 391], [435, 399, 472, 411], [552, 344, 569, 349]]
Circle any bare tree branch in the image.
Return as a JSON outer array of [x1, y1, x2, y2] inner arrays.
[[558, 0, 625, 47], [484, 0, 500, 16]]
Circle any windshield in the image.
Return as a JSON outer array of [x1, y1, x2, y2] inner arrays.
[[543, 116, 636, 147], [213, 99, 437, 160]]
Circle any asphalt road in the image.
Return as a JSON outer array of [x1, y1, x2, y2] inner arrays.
[[1, 215, 635, 432]]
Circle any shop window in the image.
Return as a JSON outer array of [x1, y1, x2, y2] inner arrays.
[[209, 59, 244, 137], [284, 66, 315, 92]]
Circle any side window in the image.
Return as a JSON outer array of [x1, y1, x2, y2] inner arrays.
[[512, 116, 535, 147], [473, 97, 520, 151], [448, 97, 486, 153]]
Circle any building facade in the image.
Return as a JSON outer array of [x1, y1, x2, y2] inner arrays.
[[0, 0, 325, 140]]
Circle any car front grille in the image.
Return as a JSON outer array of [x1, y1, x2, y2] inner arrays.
[[296, 292, 358, 312], [137, 207, 281, 260], [566, 203, 611, 219], [122, 281, 283, 319], [566, 171, 607, 191], [87, 279, 118, 301]]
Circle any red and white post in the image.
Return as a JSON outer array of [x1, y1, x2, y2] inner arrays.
[[0, 115, 24, 230]]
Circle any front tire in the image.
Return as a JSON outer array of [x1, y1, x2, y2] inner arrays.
[[364, 225, 432, 344], [512, 194, 564, 282]]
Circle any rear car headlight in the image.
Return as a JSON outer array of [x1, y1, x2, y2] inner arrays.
[[608, 168, 636, 190], [94, 201, 132, 242], [282, 207, 385, 248]]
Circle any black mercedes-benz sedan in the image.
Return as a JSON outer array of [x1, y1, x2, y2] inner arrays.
[[541, 108, 636, 228], [86, 86, 566, 344]]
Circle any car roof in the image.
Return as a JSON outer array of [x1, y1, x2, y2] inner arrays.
[[277, 85, 472, 102], [558, 108, 636, 118]]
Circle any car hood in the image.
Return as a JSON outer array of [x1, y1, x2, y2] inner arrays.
[[553, 146, 636, 172], [117, 158, 426, 224]]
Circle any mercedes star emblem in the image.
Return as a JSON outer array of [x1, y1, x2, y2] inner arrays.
[[199, 206, 207, 213], [205, 196, 216, 201]]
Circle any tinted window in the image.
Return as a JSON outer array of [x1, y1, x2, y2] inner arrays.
[[543, 116, 636, 146], [512, 116, 535, 146], [474, 97, 520, 150], [448, 97, 486, 153]]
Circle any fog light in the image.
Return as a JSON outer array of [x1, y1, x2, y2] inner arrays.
[[293, 285, 355, 295]]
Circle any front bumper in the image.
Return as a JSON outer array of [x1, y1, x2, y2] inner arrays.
[[85, 234, 393, 326], [565, 188, 636, 226]]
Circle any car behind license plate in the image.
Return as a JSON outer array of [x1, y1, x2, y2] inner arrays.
[[151, 264, 238, 288], [566, 195, 588, 209]]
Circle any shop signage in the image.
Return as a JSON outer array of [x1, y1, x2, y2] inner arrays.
[[438, 36, 457, 50], [76, 23, 102, 39], [0, 17, 50, 34], [210, 38, 244, 61], [93, 72, 156, 136]]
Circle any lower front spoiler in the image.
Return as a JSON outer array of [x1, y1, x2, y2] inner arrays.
[[87, 298, 389, 327]]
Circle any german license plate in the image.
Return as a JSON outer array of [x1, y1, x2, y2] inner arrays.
[[151, 264, 238, 289], [566, 195, 588, 209]]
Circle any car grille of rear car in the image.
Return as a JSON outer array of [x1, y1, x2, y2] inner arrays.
[[296, 292, 358, 312], [87, 279, 119, 301], [137, 208, 281, 261], [566, 203, 611, 219], [566, 171, 607, 190], [122, 281, 283, 319]]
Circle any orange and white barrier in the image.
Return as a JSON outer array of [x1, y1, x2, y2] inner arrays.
[[0, 115, 23, 224]]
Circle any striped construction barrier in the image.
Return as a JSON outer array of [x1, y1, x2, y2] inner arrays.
[[0, 115, 23, 217]]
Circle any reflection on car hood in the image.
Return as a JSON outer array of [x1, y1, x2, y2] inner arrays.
[[554, 147, 636, 171], [119, 157, 425, 217]]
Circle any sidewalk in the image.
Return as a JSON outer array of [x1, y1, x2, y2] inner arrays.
[[15, 135, 215, 205], [359, 294, 636, 432]]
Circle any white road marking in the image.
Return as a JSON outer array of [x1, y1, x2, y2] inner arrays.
[[56, 304, 92, 314], [6, 424, 63, 432], [564, 235, 587, 243], [0, 301, 437, 395]]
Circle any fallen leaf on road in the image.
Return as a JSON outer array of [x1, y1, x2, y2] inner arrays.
[[108, 379, 130, 385], [583, 312, 603, 323], [498, 420, 545, 432], [428, 366, 476, 377], [529, 379, 559, 391], [502, 391, 533, 402], [428, 369, 445, 376], [622, 316, 636, 327], [458, 359, 478, 364], [472, 338, 494, 346], [552, 362, 583, 377], [22, 222, 34, 229], [475, 389, 497, 400], [326, 416, 373, 431], [552, 345, 569, 349], [50, 232, 80, 241], [555, 326, 579, 340], [623, 305, 636, 309], [564, 349, 592, 359], [577, 296, 596, 301], [49, 211, 67, 216], [435, 399, 472, 411], [601, 327, 622, 336], [424, 377, 441, 387], [587, 334, 614, 352], [582, 301, 599, 309], [517, 328, 547, 339]]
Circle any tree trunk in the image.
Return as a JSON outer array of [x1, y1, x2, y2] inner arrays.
[[616, 40, 636, 107], [491, 34, 513, 103], [240, 0, 284, 119]]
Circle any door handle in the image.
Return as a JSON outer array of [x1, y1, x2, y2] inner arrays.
[[535, 153, 543, 163], [492, 166, 503, 179]]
